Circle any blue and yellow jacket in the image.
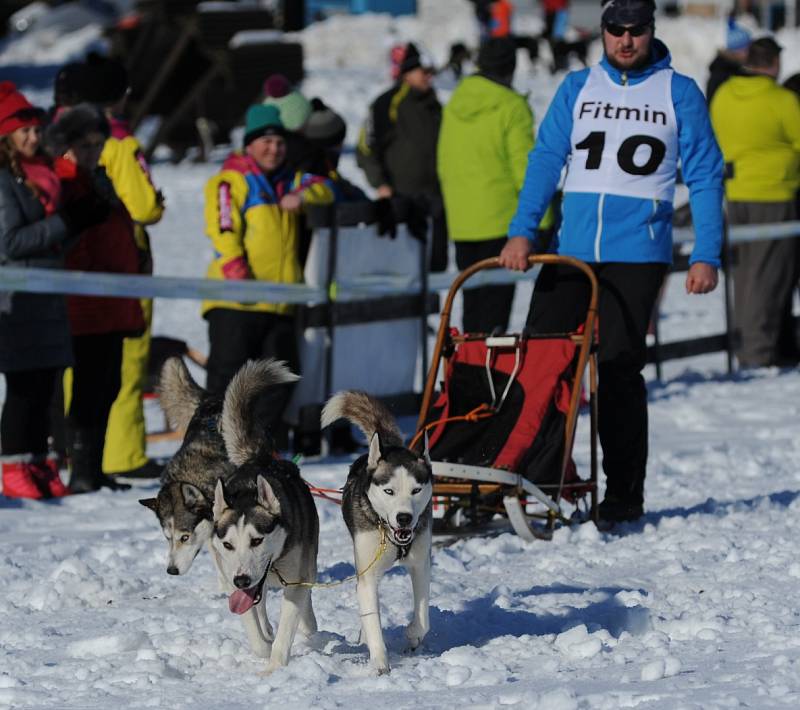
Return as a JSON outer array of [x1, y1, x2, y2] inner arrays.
[[202, 152, 334, 316], [508, 40, 724, 267]]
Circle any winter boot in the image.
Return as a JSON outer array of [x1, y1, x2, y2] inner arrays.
[[68, 426, 132, 493], [1, 454, 50, 499], [67, 426, 102, 494], [36, 456, 71, 498]]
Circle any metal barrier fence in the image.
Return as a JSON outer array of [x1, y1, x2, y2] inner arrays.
[[2, 218, 799, 390]]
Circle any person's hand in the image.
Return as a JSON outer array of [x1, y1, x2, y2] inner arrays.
[[498, 236, 534, 271], [60, 194, 111, 234], [685, 262, 718, 294], [221, 256, 251, 280], [376, 184, 393, 199], [279, 193, 303, 213]]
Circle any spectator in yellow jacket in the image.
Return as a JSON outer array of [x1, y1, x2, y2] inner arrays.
[[54, 53, 166, 479], [203, 104, 333, 434], [710, 37, 800, 367]]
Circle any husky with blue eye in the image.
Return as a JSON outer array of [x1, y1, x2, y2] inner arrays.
[[322, 391, 433, 675], [211, 360, 318, 673]]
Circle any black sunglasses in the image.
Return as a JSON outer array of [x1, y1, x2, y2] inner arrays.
[[603, 22, 652, 37]]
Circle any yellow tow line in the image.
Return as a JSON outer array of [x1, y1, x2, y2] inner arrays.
[[271, 524, 389, 589]]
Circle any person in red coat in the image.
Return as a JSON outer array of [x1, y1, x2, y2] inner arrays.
[[45, 104, 144, 493]]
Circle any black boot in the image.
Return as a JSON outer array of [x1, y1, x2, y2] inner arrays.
[[68, 426, 131, 494]]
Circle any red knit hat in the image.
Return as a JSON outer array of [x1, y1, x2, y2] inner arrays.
[[0, 81, 42, 136]]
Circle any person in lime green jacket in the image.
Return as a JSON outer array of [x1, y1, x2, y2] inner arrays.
[[710, 37, 800, 367], [203, 104, 334, 420], [438, 37, 549, 333]]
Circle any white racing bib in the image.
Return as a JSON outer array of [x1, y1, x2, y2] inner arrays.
[[563, 64, 679, 202]]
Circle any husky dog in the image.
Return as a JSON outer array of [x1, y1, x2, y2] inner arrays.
[[212, 360, 319, 670], [321, 391, 433, 674], [139, 357, 234, 575]]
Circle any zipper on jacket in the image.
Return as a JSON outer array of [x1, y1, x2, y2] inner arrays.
[[649, 199, 658, 241], [594, 193, 605, 261], [621, 71, 628, 86]]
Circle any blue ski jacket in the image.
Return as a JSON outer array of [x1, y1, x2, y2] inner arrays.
[[508, 40, 724, 267]]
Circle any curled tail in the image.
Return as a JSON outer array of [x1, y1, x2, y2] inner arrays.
[[221, 359, 299, 465], [158, 356, 204, 431], [321, 390, 404, 448]]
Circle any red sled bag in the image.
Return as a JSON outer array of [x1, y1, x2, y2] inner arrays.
[[424, 332, 582, 495]]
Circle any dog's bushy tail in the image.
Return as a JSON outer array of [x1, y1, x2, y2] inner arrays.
[[321, 391, 404, 448], [158, 357, 205, 431], [221, 359, 300, 466]]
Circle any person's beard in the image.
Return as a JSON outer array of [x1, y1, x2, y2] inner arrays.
[[604, 39, 653, 72]]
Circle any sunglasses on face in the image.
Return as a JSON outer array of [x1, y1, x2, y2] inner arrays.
[[603, 22, 652, 37]]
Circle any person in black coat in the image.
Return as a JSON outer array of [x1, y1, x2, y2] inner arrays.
[[0, 82, 104, 499], [356, 43, 448, 272]]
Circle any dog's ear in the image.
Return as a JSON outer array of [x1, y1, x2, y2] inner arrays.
[[421, 430, 432, 467], [213, 479, 228, 520], [181, 483, 209, 513], [367, 432, 382, 469], [256, 475, 281, 516], [139, 498, 158, 513], [158, 357, 204, 431]]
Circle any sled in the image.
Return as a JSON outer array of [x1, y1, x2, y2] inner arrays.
[[412, 255, 599, 540]]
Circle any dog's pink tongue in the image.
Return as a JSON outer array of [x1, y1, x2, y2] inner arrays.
[[229, 588, 257, 615]]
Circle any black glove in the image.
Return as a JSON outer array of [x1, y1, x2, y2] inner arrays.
[[374, 197, 397, 239], [405, 200, 429, 242], [60, 194, 111, 235]]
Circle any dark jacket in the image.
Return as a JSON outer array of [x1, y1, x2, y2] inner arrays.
[[706, 52, 745, 105], [55, 158, 144, 337], [356, 82, 442, 196], [0, 167, 74, 372]]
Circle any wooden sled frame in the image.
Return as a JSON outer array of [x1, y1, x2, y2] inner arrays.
[[414, 255, 600, 540]]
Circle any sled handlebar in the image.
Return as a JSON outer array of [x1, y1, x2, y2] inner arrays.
[[416, 255, 599, 437]]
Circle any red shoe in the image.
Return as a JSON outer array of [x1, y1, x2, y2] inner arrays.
[[35, 457, 71, 498], [1, 456, 48, 499]]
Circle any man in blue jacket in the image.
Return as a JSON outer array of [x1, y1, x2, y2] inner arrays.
[[500, 0, 724, 524]]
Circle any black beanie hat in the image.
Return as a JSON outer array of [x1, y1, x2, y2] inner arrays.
[[44, 103, 110, 157], [601, 0, 656, 26], [303, 98, 347, 147], [478, 37, 517, 78], [400, 43, 423, 74], [81, 51, 130, 105], [53, 61, 92, 108]]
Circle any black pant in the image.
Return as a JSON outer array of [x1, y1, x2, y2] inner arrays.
[[455, 237, 515, 334], [527, 262, 668, 506], [66, 333, 124, 486], [1, 368, 59, 455], [205, 309, 299, 422], [69, 334, 124, 432]]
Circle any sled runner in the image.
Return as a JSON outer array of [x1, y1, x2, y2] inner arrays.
[[412, 255, 599, 540]]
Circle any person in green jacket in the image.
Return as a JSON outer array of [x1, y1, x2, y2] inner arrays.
[[438, 37, 547, 333], [710, 37, 800, 367]]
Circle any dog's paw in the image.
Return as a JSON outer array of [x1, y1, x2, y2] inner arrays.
[[250, 640, 272, 659], [405, 622, 428, 651], [370, 654, 390, 675], [260, 661, 281, 677], [373, 663, 391, 676]]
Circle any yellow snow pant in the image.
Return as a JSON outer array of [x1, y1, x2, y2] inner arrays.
[[102, 299, 152, 474]]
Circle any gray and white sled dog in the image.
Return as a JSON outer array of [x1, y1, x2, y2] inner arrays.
[[139, 356, 235, 575], [321, 390, 433, 674], [212, 360, 319, 671]]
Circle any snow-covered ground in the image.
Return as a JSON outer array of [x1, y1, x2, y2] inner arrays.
[[3, 1, 800, 707]]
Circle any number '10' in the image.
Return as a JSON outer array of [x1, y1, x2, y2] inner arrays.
[[575, 131, 666, 176]]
